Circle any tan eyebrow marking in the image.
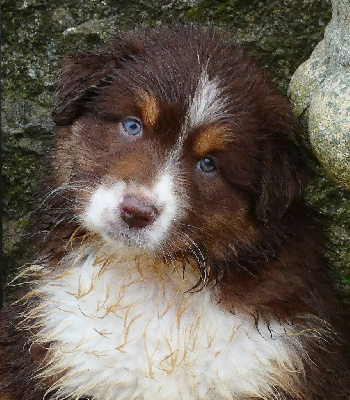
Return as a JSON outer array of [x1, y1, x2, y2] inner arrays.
[[194, 125, 234, 156], [136, 90, 159, 128]]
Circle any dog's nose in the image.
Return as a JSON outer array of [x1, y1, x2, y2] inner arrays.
[[120, 194, 159, 228]]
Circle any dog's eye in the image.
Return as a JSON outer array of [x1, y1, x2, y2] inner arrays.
[[122, 117, 143, 136], [197, 156, 217, 173]]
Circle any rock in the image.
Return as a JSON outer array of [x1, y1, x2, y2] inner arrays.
[[288, 0, 350, 304], [288, 41, 328, 117], [324, 0, 350, 72], [289, 0, 350, 191], [309, 72, 350, 190]]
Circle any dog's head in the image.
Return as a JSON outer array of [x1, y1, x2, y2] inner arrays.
[[51, 26, 308, 263]]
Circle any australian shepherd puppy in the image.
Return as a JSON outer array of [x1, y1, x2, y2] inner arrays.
[[0, 25, 349, 400]]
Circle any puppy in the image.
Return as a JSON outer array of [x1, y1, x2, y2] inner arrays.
[[0, 25, 349, 400]]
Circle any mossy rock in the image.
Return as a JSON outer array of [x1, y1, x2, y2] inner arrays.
[[309, 72, 350, 190]]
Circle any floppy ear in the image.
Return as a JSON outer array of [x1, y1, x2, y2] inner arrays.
[[254, 90, 311, 222], [51, 52, 117, 125], [52, 34, 148, 126]]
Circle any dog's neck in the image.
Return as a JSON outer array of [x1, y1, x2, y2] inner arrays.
[[21, 243, 306, 400]]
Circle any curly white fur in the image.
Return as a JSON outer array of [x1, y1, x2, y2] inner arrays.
[[26, 244, 307, 400]]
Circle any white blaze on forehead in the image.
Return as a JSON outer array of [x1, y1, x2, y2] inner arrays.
[[186, 70, 225, 130]]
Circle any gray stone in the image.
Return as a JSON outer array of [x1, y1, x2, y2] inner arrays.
[[288, 41, 328, 117], [289, 0, 350, 190], [309, 72, 350, 190], [324, 0, 350, 73]]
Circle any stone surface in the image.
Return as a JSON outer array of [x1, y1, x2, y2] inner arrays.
[[324, 0, 350, 72], [287, 0, 350, 308], [289, 0, 350, 190], [288, 40, 328, 117], [309, 72, 350, 190]]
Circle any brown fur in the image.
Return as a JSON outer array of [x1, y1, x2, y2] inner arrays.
[[1, 25, 349, 399]]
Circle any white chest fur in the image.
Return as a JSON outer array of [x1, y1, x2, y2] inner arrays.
[[32, 247, 304, 400]]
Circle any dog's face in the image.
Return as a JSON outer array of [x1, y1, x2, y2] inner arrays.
[[52, 26, 306, 263]]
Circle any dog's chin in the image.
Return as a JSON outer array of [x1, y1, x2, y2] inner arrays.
[[98, 222, 165, 254]]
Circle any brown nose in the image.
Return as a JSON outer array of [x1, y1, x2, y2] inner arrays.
[[120, 194, 159, 229]]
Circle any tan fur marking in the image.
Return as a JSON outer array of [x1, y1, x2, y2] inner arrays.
[[137, 90, 159, 128], [194, 126, 234, 156]]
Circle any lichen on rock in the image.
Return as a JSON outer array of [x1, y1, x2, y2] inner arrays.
[[289, 0, 350, 190], [308, 72, 350, 190]]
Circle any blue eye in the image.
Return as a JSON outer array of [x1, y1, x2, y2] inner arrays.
[[122, 117, 143, 136], [197, 156, 217, 173]]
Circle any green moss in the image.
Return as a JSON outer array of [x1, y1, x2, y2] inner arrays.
[[304, 175, 350, 296], [183, 0, 331, 91]]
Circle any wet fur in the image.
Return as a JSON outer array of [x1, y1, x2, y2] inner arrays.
[[0, 25, 349, 400]]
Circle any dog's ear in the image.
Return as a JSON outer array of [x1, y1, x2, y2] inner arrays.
[[52, 36, 145, 125], [254, 88, 311, 223], [51, 52, 117, 125]]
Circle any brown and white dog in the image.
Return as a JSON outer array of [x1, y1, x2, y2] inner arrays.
[[0, 25, 349, 400]]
